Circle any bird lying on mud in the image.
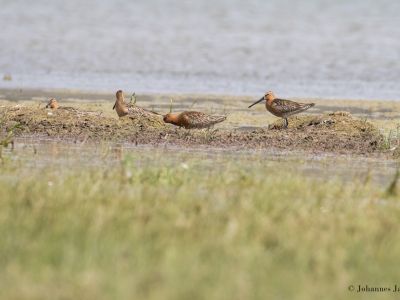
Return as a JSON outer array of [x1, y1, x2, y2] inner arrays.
[[113, 90, 160, 118], [163, 99, 227, 129], [163, 111, 227, 129], [45, 97, 101, 116], [45, 98, 77, 112], [248, 91, 315, 128], [45, 98, 59, 110]]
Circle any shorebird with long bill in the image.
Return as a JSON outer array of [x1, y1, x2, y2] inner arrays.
[[113, 90, 160, 118], [248, 91, 315, 128]]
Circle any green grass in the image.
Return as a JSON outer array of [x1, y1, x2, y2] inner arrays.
[[0, 148, 399, 300]]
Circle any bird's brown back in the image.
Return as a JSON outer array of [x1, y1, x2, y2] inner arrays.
[[163, 111, 226, 129], [268, 98, 314, 118], [180, 111, 226, 129]]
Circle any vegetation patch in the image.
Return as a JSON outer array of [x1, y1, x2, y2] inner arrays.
[[0, 151, 398, 300]]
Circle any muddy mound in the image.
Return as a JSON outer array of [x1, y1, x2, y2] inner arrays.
[[1, 105, 383, 154], [2, 106, 165, 140], [221, 112, 382, 153], [156, 112, 382, 154], [270, 111, 374, 133]]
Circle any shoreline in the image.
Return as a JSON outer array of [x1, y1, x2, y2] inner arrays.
[[0, 87, 399, 103]]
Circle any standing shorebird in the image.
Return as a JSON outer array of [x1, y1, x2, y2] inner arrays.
[[113, 90, 160, 118], [248, 91, 315, 128], [45, 98, 59, 110]]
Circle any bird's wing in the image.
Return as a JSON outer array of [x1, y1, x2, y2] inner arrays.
[[183, 111, 226, 128], [271, 99, 303, 114], [126, 103, 161, 115], [180, 111, 209, 128], [143, 108, 161, 115], [60, 106, 78, 112]]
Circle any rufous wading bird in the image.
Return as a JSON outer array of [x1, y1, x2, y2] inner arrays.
[[248, 91, 315, 128], [163, 98, 227, 129], [113, 90, 160, 118], [45, 98, 59, 110]]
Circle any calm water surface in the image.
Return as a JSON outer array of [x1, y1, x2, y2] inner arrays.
[[0, 0, 399, 99], [1, 138, 396, 186]]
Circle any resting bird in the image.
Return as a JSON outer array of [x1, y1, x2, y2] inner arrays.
[[248, 91, 315, 128], [113, 90, 160, 118], [163, 111, 227, 129], [45, 98, 59, 110], [45, 97, 101, 117]]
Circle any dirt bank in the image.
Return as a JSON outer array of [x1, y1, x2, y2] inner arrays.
[[1, 105, 383, 154]]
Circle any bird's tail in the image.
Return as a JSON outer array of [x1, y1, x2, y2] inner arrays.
[[210, 115, 227, 124], [299, 103, 315, 112], [144, 108, 162, 116]]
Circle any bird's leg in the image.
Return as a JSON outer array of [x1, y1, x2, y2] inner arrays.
[[284, 118, 288, 129]]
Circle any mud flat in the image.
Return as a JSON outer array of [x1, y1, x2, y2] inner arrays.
[[1, 104, 383, 155], [2, 88, 399, 156]]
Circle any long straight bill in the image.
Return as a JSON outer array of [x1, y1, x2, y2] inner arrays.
[[248, 97, 265, 108]]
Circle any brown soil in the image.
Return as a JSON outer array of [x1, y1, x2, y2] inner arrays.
[[1, 105, 383, 155]]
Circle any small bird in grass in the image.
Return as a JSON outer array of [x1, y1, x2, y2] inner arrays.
[[163, 99, 227, 129], [113, 90, 160, 118], [248, 91, 315, 128], [45, 98, 59, 110], [45, 98, 101, 116]]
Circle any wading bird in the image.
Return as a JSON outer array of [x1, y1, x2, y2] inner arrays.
[[248, 91, 315, 128], [113, 90, 160, 118], [163, 99, 226, 129], [45, 98, 59, 110]]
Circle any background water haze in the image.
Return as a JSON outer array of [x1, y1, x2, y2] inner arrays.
[[0, 0, 399, 99]]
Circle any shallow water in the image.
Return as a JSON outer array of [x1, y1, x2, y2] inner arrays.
[[2, 138, 398, 186], [0, 0, 399, 99]]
